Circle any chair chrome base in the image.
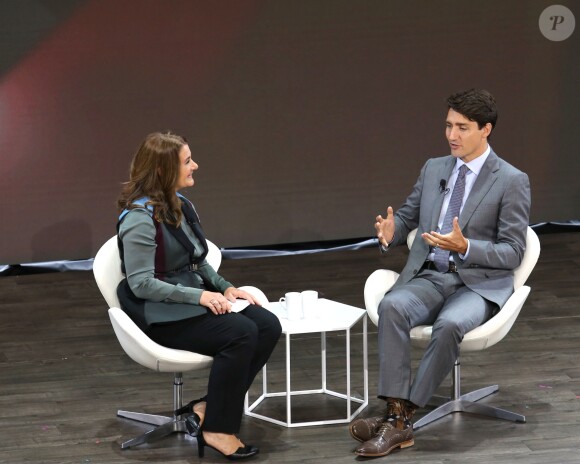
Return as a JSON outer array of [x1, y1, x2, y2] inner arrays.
[[117, 372, 192, 449], [117, 411, 189, 449], [413, 359, 526, 430]]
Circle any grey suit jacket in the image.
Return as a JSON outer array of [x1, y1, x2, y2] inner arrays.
[[388, 149, 531, 308]]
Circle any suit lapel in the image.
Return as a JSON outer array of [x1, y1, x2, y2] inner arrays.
[[180, 198, 209, 261], [459, 150, 500, 227]]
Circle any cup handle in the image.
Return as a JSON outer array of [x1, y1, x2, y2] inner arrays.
[[279, 297, 286, 309]]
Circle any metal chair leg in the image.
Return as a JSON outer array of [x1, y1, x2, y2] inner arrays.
[[120, 418, 188, 449], [413, 359, 526, 430], [117, 372, 193, 449], [117, 410, 172, 426]]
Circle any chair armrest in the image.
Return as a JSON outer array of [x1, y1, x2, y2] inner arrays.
[[237, 286, 269, 306], [205, 239, 222, 272], [364, 269, 400, 326], [459, 285, 531, 351]]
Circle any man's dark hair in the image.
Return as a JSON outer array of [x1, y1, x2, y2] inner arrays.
[[447, 89, 497, 131]]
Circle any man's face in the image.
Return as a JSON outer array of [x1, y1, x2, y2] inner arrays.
[[445, 109, 491, 163]]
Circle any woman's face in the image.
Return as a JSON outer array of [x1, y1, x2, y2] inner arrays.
[[174, 144, 198, 191]]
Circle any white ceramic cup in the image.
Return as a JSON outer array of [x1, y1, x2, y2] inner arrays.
[[279, 292, 303, 320], [301, 290, 319, 318]]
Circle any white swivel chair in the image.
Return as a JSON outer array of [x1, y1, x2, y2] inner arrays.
[[93, 235, 267, 449], [364, 227, 540, 430]]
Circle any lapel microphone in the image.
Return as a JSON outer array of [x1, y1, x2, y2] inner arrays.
[[439, 179, 450, 195]]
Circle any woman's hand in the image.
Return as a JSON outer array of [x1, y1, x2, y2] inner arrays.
[[200, 291, 232, 315], [224, 287, 261, 306]]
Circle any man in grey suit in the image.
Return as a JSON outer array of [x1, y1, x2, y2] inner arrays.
[[351, 89, 531, 457]]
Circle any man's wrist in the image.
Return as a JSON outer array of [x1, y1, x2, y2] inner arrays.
[[459, 239, 470, 259], [379, 236, 394, 252]]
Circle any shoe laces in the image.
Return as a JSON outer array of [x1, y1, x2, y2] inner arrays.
[[377, 421, 396, 436]]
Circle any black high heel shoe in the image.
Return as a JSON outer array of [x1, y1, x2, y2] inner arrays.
[[174, 396, 206, 416], [184, 413, 202, 437], [175, 397, 205, 437], [196, 430, 259, 460]]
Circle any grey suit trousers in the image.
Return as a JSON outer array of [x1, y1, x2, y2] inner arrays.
[[377, 268, 494, 407]]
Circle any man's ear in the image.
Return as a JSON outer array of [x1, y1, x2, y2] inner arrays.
[[482, 122, 492, 138]]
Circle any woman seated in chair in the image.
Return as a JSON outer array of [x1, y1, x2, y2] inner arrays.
[[116, 131, 282, 460]]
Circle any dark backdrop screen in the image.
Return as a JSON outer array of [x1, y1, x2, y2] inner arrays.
[[1, 0, 578, 263]]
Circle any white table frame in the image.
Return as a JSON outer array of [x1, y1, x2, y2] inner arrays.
[[244, 298, 368, 427]]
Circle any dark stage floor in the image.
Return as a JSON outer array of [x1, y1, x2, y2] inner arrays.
[[0, 232, 579, 463]]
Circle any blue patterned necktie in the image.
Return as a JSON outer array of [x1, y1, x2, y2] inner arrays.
[[433, 164, 469, 272]]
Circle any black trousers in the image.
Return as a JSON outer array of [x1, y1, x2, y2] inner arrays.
[[146, 305, 282, 433]]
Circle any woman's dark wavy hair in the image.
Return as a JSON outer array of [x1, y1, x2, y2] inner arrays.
[[117, 131, 188, 226], [447, 89, 498, 132]]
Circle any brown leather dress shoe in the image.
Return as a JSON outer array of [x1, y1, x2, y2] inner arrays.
[[354, 422, 414, 457], [349, 415, 385, 442]]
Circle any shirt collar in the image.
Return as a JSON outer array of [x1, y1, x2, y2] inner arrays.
[[455, 144, 491, 176]]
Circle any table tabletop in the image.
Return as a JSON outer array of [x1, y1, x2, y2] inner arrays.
[[264, 298, 366, 334]]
